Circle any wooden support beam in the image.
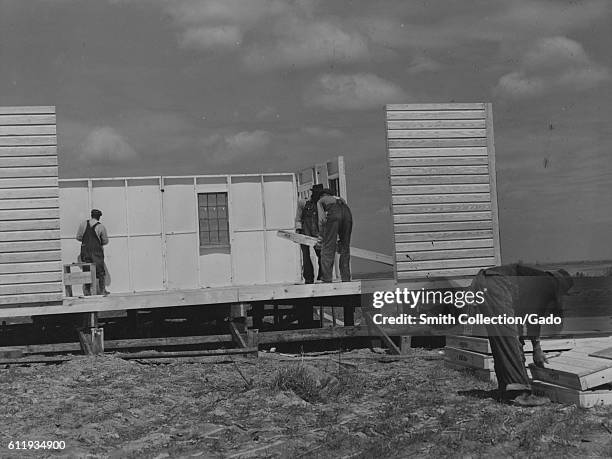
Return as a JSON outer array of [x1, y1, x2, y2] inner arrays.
[[229, 321, 248, 348]]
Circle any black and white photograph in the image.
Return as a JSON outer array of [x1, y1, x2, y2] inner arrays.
[[1, 1, 612, 457]]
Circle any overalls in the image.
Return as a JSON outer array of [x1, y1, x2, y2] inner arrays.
[[320, 199, 352, 282], [80, 221, 105, 294], [300, 200, 322, 283]]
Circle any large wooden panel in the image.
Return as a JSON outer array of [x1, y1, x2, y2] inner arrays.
[[386, 102, 500, 280], [230, 177, 263, 230], [232, 232, 266, 285], [265, 230, 300, 284], [165, 234, 198, 290], [102, 237, 130, 293], [129, 236, 164, 292], [163, 179, 196, 233], [263, 175, 294, 229], [199, 248, 232, 288], [127, 178, 162, 235], [0, 106, 62, 306]]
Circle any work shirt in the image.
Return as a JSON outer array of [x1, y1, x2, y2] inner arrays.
[[295, 198, 320, 237], [317, 195, 347, 231], [76, 219, 109, 246]]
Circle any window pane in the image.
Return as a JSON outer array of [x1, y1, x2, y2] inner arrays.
[[210, 232, 219, 243], [207, 194, 216, 206], [217, 193, 227, 205], [209, 219, 218, 230], [208, 206, 217, 218], [198, 194, 207, 206], [219, 230, 229, 243], [200, 220, 209, 231], [199, 207, 208, 219], [217, 206, 227, 218], [218, 218, 228, 230], [200, 232, 210, 244]]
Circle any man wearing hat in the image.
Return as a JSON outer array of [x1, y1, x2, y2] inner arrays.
[[317, 188, 353, 282], [469, 263, 573, 406], [295, 184, 324, 283], [76, 209, 109, 295]]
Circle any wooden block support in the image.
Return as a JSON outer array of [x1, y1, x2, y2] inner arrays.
[[78, 327, 104, 355], [400, 336, 412, 354], [63, 263, 97, 296]]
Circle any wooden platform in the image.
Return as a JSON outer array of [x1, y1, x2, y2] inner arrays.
[[0, 276, 481, 319], [531, 381, 612, 408]]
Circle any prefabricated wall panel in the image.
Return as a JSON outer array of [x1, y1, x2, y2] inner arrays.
[[58, 174, 300, 294], [0, 107, 63, 306], [386, 103, 501, 280]]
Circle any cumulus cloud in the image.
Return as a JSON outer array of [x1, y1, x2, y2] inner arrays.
[[304, 73, 408, 110], [406, 55, 443, 74], [495, 36, 610, 98], [179, 25, 242, 49], [300, 126, 345, 139], [201, 130, 272, 163], [80, 127, 138, 162]]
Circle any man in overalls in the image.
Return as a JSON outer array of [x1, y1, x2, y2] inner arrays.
[[317, 189, 352, 283], [76, 209, 109, 295], [295, 184, 324, 284], [470, 264, 573, 406]]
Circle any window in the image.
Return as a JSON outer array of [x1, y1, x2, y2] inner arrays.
[[198, 192, 229, 247], [329, 178, 339, 197]]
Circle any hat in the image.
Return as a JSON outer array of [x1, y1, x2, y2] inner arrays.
[[320, 188, 333, 196], [549, 269, 573, 294], [91, 209, 102, 219], [311, 184, 324, 191]]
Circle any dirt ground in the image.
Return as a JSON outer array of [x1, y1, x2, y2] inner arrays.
[[2, 348, 612, 459]]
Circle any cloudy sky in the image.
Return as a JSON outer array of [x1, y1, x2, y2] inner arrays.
[[2, 0, 611, 268]]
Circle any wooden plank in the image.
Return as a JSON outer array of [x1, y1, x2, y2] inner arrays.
[[0, 114, 56, 125], [398, 248, 494, 262], [0, 261, 62, 275], [588, 346, 612, 360], [0, 240, 61, 253], [445, 336, 576, 354], [0, 188, 58, 199], [0, 156, 57, 167], [0, 146, 57, 156], [0, 292, 62, 306], [394, 203, 491, 214], [0, 208, 59, 221], [528, 366, 585, 390], [389, 147, 488, 157], [398, 267, 483, 280], [444, 360, 496, 382], [0, 136, 57, 146], [390, 166, 489, 176], [530, 363, 612, 391], [0, 166, 58, 178], [387, 129, 487, 139], [392, 184, 490, 195], [0, 272, 62, 285], [229, 321, 248, 348], [0, 251, 61, 263], [397, 239, 493, 252], [394, 212, 493, 224], [393, 194, 491, 204], [390, 175, 490, 185], [0, 282, 62, 295], [485, 103, 501, 265], [394, 221, 493, 233], [364, 311, 401, 355], [0, 106, 55, 115], [0, 125, 56, 136], [394, 230, 493, 243], [390, 156, 489, 166], [388, 139, 487, 148], [386, 110, 486, 120], [0, 220, 59, 231], [387, 120, 486, 129], [531, 381, 612, 408], [444, 347, 493, 370], [350, 247, 393, 265], [0, 198, 59, 210], [238, 280, 362, 302], [0, 177, 57, 188], [397, 257, 496, 271], [64, 271, 95, 286], [387, 103, 486, 111]]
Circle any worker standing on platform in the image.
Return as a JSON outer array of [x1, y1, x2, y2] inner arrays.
[[470, 263, 573, 406], [317, 188, 353, 283], [76, 209, 110, 296], [295, 184, 324, 284]]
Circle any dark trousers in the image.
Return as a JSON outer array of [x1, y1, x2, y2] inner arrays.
[[471, 270, 530, 393], [300, 244, 322, 283], [320, 204, 352, 282]]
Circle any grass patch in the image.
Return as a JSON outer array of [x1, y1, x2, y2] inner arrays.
[[270, 364, 324, 403]]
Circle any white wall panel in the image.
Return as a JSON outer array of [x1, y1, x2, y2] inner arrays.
[[165, 234, 198, 290], [58, 181, 89, 238], [163, 178, 196, 233], [230, 177, 263, 230], [128, 178, 161, 234], [265, 231, 300, 283], [263, 175, 295, 229], [232, 232, 265, 285], [91, 180, 127, 236], [199, 248, 232, 287], [103, 237, 130, 292], [129, 236, 164, 291]]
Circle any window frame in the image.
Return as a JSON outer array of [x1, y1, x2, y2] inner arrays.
[[197, 191, 230, 249]]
